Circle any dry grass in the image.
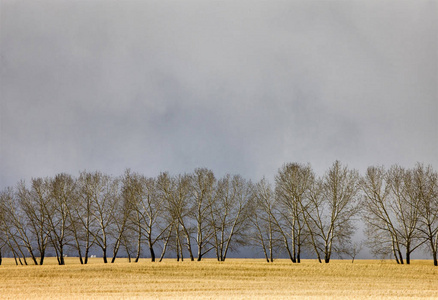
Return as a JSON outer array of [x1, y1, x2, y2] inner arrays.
[[0, 258, 437, 299]]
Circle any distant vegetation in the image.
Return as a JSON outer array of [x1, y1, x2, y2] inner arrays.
[[0, 161, 436, 266]]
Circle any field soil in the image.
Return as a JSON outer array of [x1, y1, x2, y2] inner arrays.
[[0, 258, 437, 299]]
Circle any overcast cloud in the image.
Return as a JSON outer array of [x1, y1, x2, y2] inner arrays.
[[1, 0, 437, 189]]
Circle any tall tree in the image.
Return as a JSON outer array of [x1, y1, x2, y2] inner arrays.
[[0, 188, 18, 265], [121, 170, 144, 262], [156, 172, 176, 262], [73, 171, 98, 264], [413, 164, 438, 266], [0, 186, 36, 265], [87, 172, 119, 263], [275, 163, 314, 263], [211, 174, 252, 261], [190, 168, 216, 261], [362, 165, 426, 264], [125, 172, 172, 262], [250, 178, 279, 262], [361, 166, 405, 263], [46, 173, 76, 265], [387, 166, 424, 264], [305, 161, 360, 263], [16, 178, 51, 265], [172, 174, 195, 261]]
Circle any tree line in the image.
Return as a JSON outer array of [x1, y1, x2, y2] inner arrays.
[[0, 161, 437, 266]]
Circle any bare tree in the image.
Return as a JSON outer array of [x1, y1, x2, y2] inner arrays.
[[340, 241, 363, 263], [361, 165, 426, 264], [361, 166, 404, 263], [110, 183, 130, 263], [121, 170, 144, 262], [0, 189, 11, 266], [304, 161, 360, 263], [73, 171, 98, 264], [87, 172, 119, 263], [190, 168, 216, 261], [16, 178, 52, 265], [64, 177, 91, 265], [45, 173, 76, 265], [0, 188, 23, 265], [122, 170, 171, 262], [412, 164, 438, 266], [0, 186, 38, 265], [211, 174, 252, 261], [275, 163, 315, 263], [250, 178, 280, 262], [156, 172, 176, 262], [172, 174, 195, 261], [138, 175, 167, 262], [387, 166, 425, 264], [2, 163, 436, 265]]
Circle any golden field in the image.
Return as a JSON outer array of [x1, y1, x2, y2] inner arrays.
[[0, 258, 437, 299]]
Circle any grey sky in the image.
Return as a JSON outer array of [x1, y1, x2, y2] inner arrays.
[[1, 0, 437, 189]]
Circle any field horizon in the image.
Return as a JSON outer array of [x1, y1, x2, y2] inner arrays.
[[0, 257, 437, 299]]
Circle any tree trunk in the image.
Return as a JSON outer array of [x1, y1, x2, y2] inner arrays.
[[282, 236, 294, 263], [21, 253, 28, 265], [84, 247, 89, 264], [296, 223, 302, 264], [84, 221, 91, 265], [297, 242, 301, 263], [392, 240, 400, 264], [56, 243, 65, 265], [197, 240, 203, 261], [74, 237, 83, 264], [112, 230, 125, 263], [324, 244, 330, 263], [39, 249, 46, 265], [429, 236, 437, 266], [435, 234, 438, 266], [269, 229, 273, 263], [260, 238, 269, 263], [292, 226, 297, 263], [135, 231, 142, 263], [150, 246, 156, 262], [179, 237, 184, 261], [159, 226, 173, 262], [398, 250, 404, 264], [197, 223, 203, 262], [77, 249, 84, 265], [12, 251, 18, 265], [182, 226, 194, 261], [103, 248, 108, 263], [214, 238, 220, 261], [29, 252, 38, 265]]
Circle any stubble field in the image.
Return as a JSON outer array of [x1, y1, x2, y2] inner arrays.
[[0, 258, 437, 299]]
